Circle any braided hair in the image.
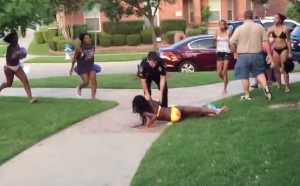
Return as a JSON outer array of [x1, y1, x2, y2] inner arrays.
[[132, 95, 154, 125]]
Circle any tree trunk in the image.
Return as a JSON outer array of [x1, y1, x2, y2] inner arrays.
[[148, 16, 158, 51]]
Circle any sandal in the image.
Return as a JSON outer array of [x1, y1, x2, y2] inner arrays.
[[76, 86, 82, 97], [240, 96, 252, 101], [251, 84, 258, 89], [285, 88, 291, 93], [29, 99, 38, 104], [263, 86, 272, 101]]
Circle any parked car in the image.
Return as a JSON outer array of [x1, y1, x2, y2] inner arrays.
[[228, 19, 263, 33], [260, 18, 299, 32], [158, 35, 236, 73], [291, 25, 300, 63], [0, 28, 10, 39]]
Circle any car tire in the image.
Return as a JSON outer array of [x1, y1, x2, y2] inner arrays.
[[179, 61, 196, 73]]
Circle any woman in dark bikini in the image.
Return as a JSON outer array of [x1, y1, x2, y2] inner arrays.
[[70, 33, 97, 99], [267, 13, 292, 92], [0, 32, 37, 103], [132, 95, 227, 128]]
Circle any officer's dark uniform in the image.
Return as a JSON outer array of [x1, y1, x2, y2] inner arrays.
[[137, 58, 168, 107]]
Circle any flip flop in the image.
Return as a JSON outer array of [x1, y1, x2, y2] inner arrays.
[[29, 99, 38, 104]]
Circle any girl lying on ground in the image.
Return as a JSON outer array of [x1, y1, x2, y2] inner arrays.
[[132, 95, 228, 128]]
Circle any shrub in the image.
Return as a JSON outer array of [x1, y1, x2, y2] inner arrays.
[[89, 32, 101, 45], [34, 31, 45, 44], [161, 19, 186, 33], [100, 33, 112, 47], [42, 29, 58, 42], [166, 31, 181, 44], [103, 20, 144, 35], [48, 36, 60, 51], [112, 34, 126, 46], [201, 6, 212, 23], [73, 24, 88, 39], [72, 38, 81, 49], [126, 34, 141, 46], [140, 28, 153, 44], [56, 40, 72, 51], [186, 26, 208, 37]]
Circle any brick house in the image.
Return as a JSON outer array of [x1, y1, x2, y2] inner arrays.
[[63, 0, 290, 33]]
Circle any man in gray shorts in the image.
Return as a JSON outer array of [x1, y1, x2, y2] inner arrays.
[[230, 10, 273, 101]]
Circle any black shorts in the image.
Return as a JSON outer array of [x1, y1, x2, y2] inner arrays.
[[77, 65, 95, 75], [217, 52, 231, 61]]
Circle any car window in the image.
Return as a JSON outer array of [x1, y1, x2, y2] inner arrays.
[[291, 26, 300, 36], [263, 22, 273, 30], [284, 22, 296, 31], [189, 39, 214, 49]]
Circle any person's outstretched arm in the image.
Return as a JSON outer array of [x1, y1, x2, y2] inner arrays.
[[143, 112, 157, 127]]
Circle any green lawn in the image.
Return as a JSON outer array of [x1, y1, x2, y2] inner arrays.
[[0, 46, 6, 57], [27, 40, 49, 55], [13, 72, 235, 89], [0, 40, 7, 45], [25, 53, 146, 63], [0, 97, 117, 165], [131, 83, 300, 186]]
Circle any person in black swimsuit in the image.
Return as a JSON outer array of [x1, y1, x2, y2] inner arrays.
[[70, 33, 97, 99], [267, 13, 292, 92], [137, 51, 168, 107]]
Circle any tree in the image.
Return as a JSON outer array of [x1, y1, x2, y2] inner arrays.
[[49, 0, 85, 39], [286, 0, 300, 22], [86, 0, 177, 51], [201, 6, 212, 25], [0, 0, 55, 35]]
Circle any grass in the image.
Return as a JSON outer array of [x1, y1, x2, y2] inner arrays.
[[25, 53, 147, 63], [0, 40, 7, 45], [0, 97, 117, 165], [13, 72, 235, 89], [131, 83, 300, 186], [0, 45, 6, 57], [27, 40, 49, 55]]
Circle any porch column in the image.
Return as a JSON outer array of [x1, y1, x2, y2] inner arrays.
[[193, 0, 201, 24]]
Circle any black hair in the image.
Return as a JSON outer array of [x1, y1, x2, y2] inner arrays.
[[3, 32, 18, 44], [132, 95, 154, 125], [275, 13, 286, 23], [147, 51, 159, 61], [79, 32, 92, 43], [284, 58, 294, 73]]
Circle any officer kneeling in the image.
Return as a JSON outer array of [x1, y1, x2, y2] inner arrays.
[[137, 51, 168, 107]]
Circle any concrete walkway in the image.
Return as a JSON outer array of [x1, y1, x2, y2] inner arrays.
[[0, 73, 300, 186]]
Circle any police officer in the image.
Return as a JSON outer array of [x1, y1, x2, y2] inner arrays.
[[137, 51, 168, 107]]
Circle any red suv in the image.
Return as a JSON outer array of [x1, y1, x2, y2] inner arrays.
[[159, 35, 236, 73]]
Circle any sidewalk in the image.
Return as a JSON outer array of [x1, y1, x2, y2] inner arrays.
[[0, 73, 300, 186]]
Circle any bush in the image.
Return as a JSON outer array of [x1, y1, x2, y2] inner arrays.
[[140, 29, 153, 44], [72, 38, 81, 49], [42, 29, 58, 42], [161, 19, 186, 33], [112, 34, 126, 46], [73, 24, 88, 39], [186, 26, 208, 37], [166, 31, 181, 44], [126, 34, 141, 46], [56, 40, 73, 51], [89, 32, 101, 45], [48, 36, 60, 51], [100, 33, 112, 47], [103, 20, 144, 35], [34, 31, 45, 44]]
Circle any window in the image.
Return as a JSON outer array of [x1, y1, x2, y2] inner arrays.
[[284, 21, 297, 31], [208, 0, 220, 22], [189, 39, 214, 49], [227, 0, 233, 20], [263, 22, 273, 31], [84, 5, 100, 31], [188, 0, 194, 23]]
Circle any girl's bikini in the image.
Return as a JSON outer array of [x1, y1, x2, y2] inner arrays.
[[271, 27, 288, 55]]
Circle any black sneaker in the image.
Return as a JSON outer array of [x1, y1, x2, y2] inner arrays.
[[263, 86, 272, 101]]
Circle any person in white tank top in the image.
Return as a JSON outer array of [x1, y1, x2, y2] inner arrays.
[[213, 20, 232, 95]]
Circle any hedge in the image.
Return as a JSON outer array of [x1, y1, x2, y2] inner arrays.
[[103, 20, 144, 35], [161, 19, 187, 33], [48, 36, 60, 51], [100, 33, 112, 47], [112, 34, 126, 46], [140, 28, 153, 44], [166, 31, 181, 44], [89, 32, 101, 45], [56, 40, 72, 51], [126, 34, 141, 46], [42, 29, 58, 42], [73, 24, 88, 39], [186, 27, 207, 37], [34, 31, 45, 44]]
